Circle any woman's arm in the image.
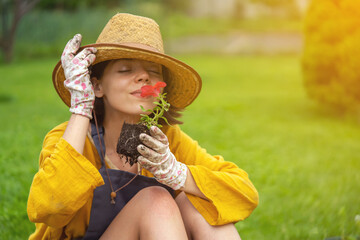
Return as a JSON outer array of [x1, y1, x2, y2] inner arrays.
[[27, 122, 104, 228], [180, 168, 208, 200], [27, 34, 101, 227], [63, 114, 90, 153], [166, 125, 259, 225], [137, 124, 258, 225], [61, 33, 97, 153]]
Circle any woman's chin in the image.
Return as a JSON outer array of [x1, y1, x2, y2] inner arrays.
[[124, 109, 150, 119], [105, 102, 154, 120]]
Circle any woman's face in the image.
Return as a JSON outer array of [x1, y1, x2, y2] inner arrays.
[[93, 59, 163, 118]]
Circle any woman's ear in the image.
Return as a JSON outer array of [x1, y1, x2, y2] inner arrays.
[[91, 77, 103, 98]]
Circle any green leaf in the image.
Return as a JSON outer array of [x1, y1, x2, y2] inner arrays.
[[140, 115, 151, 123], [140, 105, 153, 113], [161, 116, 171, 126]]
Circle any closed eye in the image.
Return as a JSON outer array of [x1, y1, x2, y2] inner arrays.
[[118, 69, 131, 73], [148, 69, 161, 75]]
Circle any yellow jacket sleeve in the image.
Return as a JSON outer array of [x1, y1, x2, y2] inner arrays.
[[164, 125, 259, 225], [27, 122, 104, 228]]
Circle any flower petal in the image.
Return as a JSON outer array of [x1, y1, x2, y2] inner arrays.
[[155, 82, 167, 89], [140, 85, 156, 97], [140, 82, 166, 98]]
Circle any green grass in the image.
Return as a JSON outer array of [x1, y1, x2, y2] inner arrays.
[[1, 55, 359, 239]]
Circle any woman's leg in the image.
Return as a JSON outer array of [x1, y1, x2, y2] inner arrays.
[[175, 192, 241, 240], [100, 186, 188, 240]]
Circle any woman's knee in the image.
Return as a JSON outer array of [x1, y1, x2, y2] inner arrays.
[[135, 187, 188, 239], [136, 186, 179, 218], [100, 186, 184, 239]]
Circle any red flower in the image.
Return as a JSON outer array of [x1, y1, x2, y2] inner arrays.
[[140, 82, 167, 97]]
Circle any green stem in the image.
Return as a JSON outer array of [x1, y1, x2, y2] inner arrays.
[[140, 93, 169, 129]]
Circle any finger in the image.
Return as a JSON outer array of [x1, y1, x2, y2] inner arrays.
[[75, 47, 97, 61], [137, 156, 157, 170], [149, 126, 168, 145], [73, 54, 96, 69], [139, 133, 167, 154], [75, 48, 97, 67], [84, 53, 96, 66], [137, 144, 163, 162], [61, 34, 82, 63]]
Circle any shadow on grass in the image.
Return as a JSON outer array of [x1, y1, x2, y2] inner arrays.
[[0, 93, 15, 103]]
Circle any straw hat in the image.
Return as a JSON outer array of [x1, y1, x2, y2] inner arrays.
[[52, 13, 202, 109]]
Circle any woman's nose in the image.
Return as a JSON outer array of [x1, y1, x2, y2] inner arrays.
[[135, 68, 150, 83]]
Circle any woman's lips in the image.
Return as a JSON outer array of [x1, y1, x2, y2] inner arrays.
[[131, 89, 148, 98]]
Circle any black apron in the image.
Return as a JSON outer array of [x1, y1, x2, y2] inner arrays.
[[81, 123, 174, 239]]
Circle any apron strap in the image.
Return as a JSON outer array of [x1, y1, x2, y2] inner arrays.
[[91, 121, 106, 166]]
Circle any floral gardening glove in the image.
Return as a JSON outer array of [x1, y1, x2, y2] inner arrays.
[[137, 126, 188, 190], [61, 34, 97, 119]]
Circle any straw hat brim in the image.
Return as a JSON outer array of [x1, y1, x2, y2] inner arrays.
[[52, 43, 202, 110]]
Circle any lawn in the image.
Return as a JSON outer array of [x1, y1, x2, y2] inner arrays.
[[0, 54, 359, 239]]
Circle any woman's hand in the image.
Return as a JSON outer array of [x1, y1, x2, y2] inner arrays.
[[137, 126, 187, 190], [61, 34, 97, 119]]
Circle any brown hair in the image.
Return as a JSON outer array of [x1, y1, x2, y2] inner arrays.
[[90, 61, 184, 127]]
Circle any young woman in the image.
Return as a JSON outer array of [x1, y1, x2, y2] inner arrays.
[[27, 13, 258, 240]]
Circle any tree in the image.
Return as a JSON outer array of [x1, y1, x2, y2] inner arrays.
[[0, 0, 40, 63], [302, 0, 360, 113]]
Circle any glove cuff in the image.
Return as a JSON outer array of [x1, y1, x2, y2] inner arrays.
[[158, 162, 188, 190], [69, 99, 94, 119]]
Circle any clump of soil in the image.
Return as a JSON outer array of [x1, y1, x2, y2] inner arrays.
[[116, 122, 150, 166]]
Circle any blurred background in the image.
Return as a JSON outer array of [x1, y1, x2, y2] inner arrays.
[[1, 0, 306, 61], [1, 0, 360, 239]]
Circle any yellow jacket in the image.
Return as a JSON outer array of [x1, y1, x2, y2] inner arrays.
[[27, 122, 258, 239]]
